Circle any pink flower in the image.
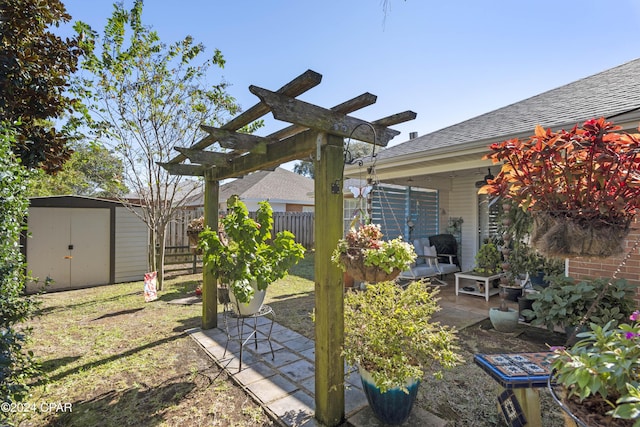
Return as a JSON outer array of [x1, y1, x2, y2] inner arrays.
[[625, 332, 638, 339], [630, 311, 640, 322]]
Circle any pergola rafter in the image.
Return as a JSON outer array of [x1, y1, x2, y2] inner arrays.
[[159, 69, 415, 426]]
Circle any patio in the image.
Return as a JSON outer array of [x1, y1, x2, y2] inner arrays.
[[188, 280, 515, 426]]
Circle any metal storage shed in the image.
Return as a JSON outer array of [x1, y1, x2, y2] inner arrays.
[[24, 196, 149, 293]]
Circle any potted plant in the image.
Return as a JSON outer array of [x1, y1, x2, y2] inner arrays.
[[473, 241, 502, 275], [549, 312, 640, 426], [331, 223, 416, 283], [199, 196, 305, 315], [187, 216, 205, 255], [520, 276, 636, 337], [480, 117, 640, 258], [343, 281, 463, 425]]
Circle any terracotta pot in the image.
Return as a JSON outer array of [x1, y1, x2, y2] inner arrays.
[[343, 271, 355, 288]]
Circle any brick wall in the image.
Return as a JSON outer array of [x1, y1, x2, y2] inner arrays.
[[568, 221, 640, 304]]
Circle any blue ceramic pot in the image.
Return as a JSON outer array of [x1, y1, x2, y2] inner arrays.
[[359, 367, 420, 425]]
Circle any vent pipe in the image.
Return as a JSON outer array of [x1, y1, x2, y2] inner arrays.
[[409, 132, 418, 139]]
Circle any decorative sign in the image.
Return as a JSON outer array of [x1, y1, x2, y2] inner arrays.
[[498, 389, 526, 427]]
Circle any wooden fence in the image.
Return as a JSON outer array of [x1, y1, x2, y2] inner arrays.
[[166, 208, 315, 249]]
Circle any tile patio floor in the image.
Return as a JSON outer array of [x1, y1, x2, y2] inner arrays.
[[187, 279, 508, 426]]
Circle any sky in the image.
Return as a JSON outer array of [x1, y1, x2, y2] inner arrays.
[[59, 0, 640, 148]]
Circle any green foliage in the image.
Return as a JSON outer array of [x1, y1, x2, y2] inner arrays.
[[482, 118, 640, 226], [343, 281, 462, 393], [473, 242, 501, 274], [332, 223, 416, 274], [522, 276, 635, 331], [72, 0, 247, 281], [551, 315, 640, 422], [28, 143, 128, 197], [0, 0, 83, 173], [0, 125, 40, 421], [199, 197, 305, 303]]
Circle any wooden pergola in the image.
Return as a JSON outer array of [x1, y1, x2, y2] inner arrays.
[[160, 70, 415, 426]]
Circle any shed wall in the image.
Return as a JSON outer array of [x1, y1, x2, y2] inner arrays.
[[114, 207, 149, 283]]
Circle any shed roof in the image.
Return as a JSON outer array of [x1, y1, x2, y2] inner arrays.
[[375, 58, 640, 161]]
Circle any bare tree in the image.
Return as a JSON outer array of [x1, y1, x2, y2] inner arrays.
[[74, 0, 240, 288]]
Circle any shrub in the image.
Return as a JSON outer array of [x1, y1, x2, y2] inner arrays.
[[0, 125, 40, 421], [521, 276, 635, 331]]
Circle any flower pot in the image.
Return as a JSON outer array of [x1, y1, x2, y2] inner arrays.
[[217, 286, 230, 304], [341, 254, 401, 283], [489, 307, 519, 332], [517, 295, 533, 323], [343, 271, 355, 288], [359, 367, 420, 425], [500, 286, 522, 302], [229, 283, 266, 316], [187, 230, 203, 255], [529, 270, 548, 289], [547, 380, 591, 427]]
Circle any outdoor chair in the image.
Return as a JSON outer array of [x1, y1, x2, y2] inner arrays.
[[399, 236, 460, 286], [427, 233, 460, 268]]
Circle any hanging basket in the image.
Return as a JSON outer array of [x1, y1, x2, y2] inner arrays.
[[530, 212, 631, 258], [187, 230, 203, 255], [340, 254, 401, 283]]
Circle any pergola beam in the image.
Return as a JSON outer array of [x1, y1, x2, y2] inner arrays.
[[167, 69, 322, 164], [208, 130, 318, 180], [269, 92, 378, 141], [174, 147, 231, 167], [199, 125, 271, 153], [373, 110, 418, 127], [249, 86, 400, 146], [158, 163, 207, 176]]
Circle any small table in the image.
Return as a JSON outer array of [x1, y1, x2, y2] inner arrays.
[[474, 352, 555, 427], [455, 271, 503, 301], [223, 304, 276, 372]]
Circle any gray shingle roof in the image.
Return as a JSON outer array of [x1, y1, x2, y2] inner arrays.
[[376, 58, 640, 160], [219, 167, 314, 204]]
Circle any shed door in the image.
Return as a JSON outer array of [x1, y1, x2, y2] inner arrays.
[[27, 208, 110, 291]]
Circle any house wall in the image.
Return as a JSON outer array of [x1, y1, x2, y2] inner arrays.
[[447, 175, 482, 272], [285, 203, 315, 212], [568, 222, 640, 302], [114, 207, 149, 282], [220, 200, 287, 212]]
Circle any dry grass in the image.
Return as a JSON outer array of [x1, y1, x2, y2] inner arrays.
[[16, 274, 275, 427]]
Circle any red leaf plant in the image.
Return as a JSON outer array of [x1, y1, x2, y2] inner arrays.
[[480, 118, 640, 257]]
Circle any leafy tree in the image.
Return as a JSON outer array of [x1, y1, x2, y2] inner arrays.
[[28, 143, 128, 198], [74, 0, 241, 288], [293, 141, 374, 178], [0, 0, 83, 173], [0, 125, 40, 423]]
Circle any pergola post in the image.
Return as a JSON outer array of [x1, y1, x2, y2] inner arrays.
[[159, 69, 415, 424], [314, 133, 345, 426], [202, 170, 219, 329]]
